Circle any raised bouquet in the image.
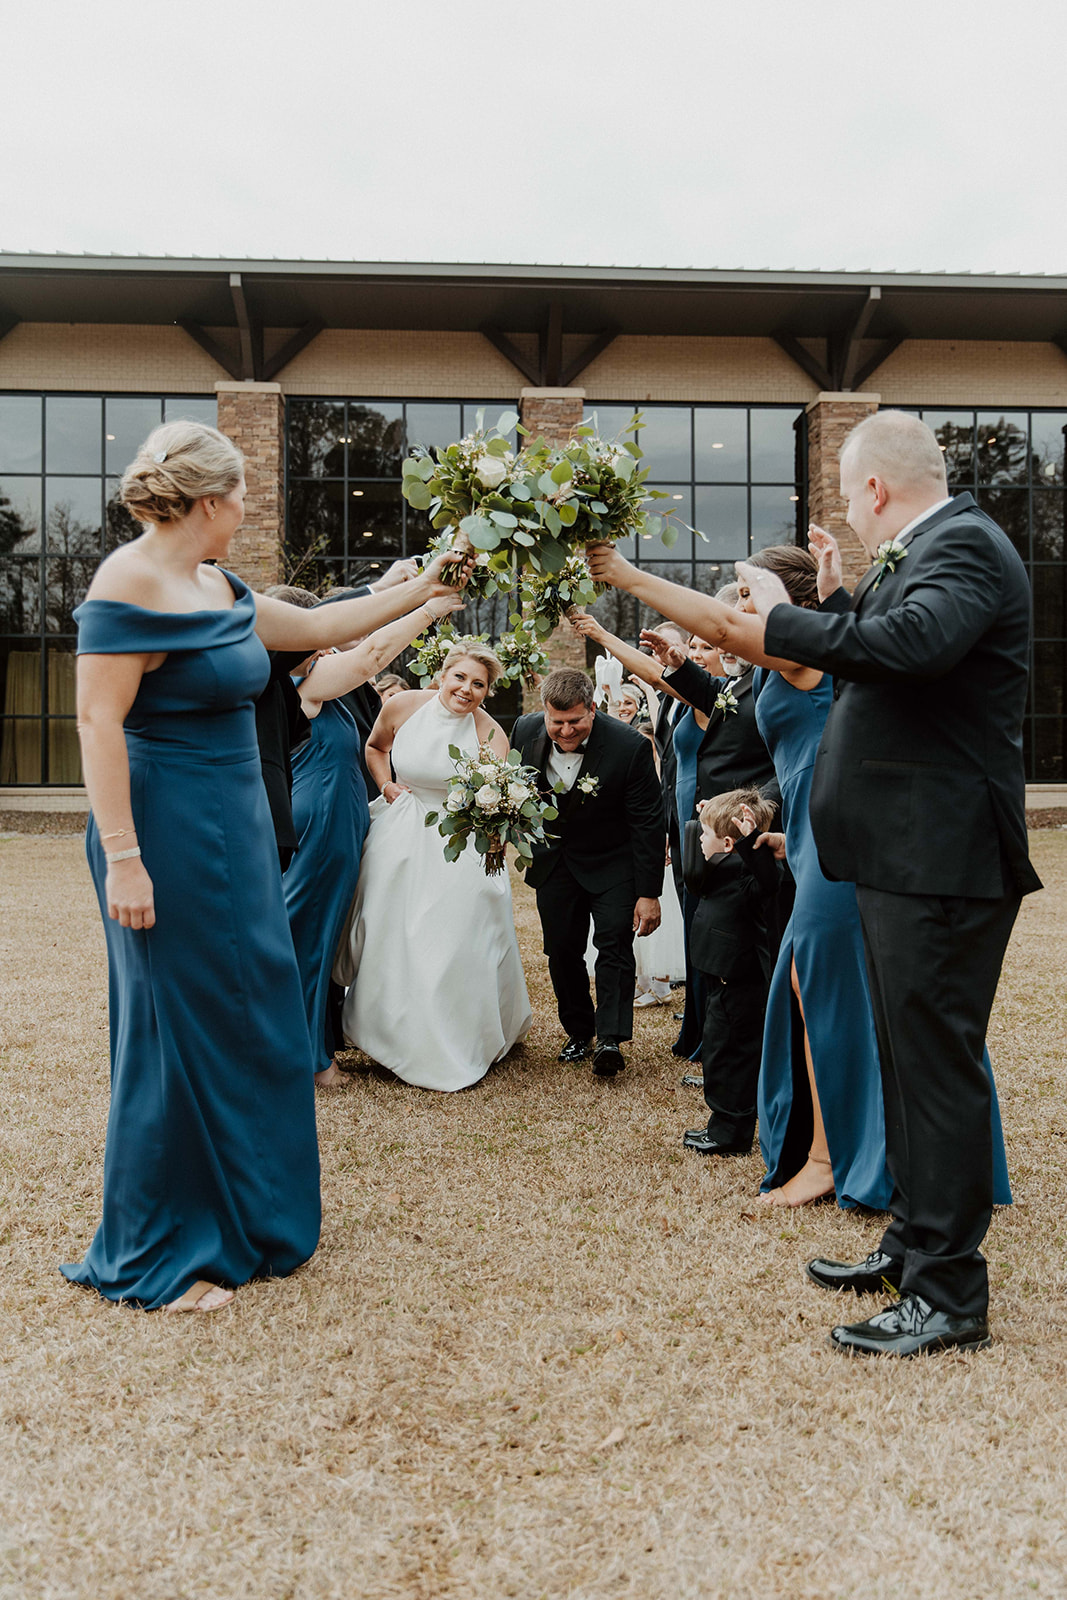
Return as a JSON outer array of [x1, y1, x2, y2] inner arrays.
[[494, 618, 552, 688], [423, 743, 558, 876], [408, 626, 490, 688], [519, 554, 603, 639], [402, 409, 686, 594]]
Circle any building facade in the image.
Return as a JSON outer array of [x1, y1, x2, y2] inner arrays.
[[1, 256, 1064, 788]]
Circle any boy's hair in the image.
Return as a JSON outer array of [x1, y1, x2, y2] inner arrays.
[[698, 786, 775, 841]]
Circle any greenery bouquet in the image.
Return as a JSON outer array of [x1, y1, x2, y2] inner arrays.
[[423, 744, 558, 876], [494, 619, 552, 688]]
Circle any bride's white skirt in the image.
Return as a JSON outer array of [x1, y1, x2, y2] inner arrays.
[[336, 791, 532, 1091]]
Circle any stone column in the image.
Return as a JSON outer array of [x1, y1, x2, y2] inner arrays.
[[215, 381, 285, 591], [805, 392, 880, 587], [518, 388, 587, 701]]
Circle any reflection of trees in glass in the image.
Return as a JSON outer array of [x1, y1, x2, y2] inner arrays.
[[347, 405, 404, 478], [929, 420, 973, 481], [105, 490, 141, 554], [0, 490, 38, 632], [287, 399, 344, 477], [975, 418, 1028, 486]]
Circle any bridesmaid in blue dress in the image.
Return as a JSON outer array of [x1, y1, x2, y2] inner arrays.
[[283, 590, 462, 1085], [741, 546, 1010, 1210], [65, 420, 461, 1311]]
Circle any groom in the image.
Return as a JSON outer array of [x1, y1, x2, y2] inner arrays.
[[512, 668, 664, 1078]]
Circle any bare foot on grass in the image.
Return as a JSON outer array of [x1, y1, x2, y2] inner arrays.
[[315, 1062, 344, 1088], [166, 1280, 235, 1313], [759, 1156, 834, 1208]]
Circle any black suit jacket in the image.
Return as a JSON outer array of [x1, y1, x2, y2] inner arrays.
[[254, 650, 311, 862], [319, 584, 384, 798], [511, 711, 665, 898], [665, 661, 781, 818], [764, 493, 1040, 899], [681, 822, 780, 978]]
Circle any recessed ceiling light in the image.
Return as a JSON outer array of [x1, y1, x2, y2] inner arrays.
[[672, 494, 683, 500], [106, 433, 115, 440], [351, 489, 364, 496], [362, 531, 373, 537], [712, 442, 724, 449], [987, 436, 997, 445], [789, 495, 800, 502]]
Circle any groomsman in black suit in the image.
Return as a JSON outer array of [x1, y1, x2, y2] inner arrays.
[[512, 668, 664, 1078], [588, 409, 1040, 1355]]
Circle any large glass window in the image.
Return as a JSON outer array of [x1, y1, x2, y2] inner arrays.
[[912, 408, 1067, 781], [285, 398, 519, 586], [0, 393, 217, 784], [585, 402, 806, 642]]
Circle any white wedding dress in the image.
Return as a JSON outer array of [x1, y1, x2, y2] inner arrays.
[[337, 694, 531, 1091]]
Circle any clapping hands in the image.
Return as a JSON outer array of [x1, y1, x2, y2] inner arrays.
[[808, 522, 843, 600]]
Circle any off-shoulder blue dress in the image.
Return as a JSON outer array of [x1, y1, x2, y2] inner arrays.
[[283, 688, 370, 1073], [753, 669, 1010, 1209], [62, 571, 321, 1309]]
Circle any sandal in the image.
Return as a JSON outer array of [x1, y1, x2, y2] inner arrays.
[[165, 1280, 234, 1313]]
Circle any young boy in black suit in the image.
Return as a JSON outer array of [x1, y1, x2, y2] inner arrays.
[[681, 787, 780, 1157]]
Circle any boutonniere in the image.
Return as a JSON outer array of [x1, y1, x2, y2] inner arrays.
[[576, 774, 600, 799], [873, 539, 908, 588], [714, 685, 739, 716]]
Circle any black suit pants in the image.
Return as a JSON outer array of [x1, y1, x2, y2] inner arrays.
[[856, 884, 1021, 1319], [535, 859, 636, 1042], [699, 956, 766, 1130]]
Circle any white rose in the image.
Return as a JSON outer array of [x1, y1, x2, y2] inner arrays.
[[446, 788, 470, 812], [507, 782, 531, 805], [475, 456, 507, 490], [478, 763, 500, 780], [475, 786, 501, 813]]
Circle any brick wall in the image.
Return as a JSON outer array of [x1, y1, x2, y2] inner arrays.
[[215, 383, 285, 590], [805, 393, 880, 586]]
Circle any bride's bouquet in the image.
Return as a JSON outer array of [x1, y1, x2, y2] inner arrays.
[[423, 743, 557, 876]]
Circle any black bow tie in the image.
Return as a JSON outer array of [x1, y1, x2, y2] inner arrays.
[[553, 742, 587, 755]]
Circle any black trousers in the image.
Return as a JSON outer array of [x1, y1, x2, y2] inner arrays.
[[856, 884, 1021, 1319], [535, 859, 636, 1043], [699, 955, 767, 1133]]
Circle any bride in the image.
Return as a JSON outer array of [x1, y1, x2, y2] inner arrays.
[[336, 642, 532, 1091]]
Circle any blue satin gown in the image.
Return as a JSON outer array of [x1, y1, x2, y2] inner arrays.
[[753, 669, 1010, 1209], [62, 572, 321, 1309], [283, 691, 370, 1073]]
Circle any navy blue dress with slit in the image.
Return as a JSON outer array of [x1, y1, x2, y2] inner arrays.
[[61, 572, 321, 1309], [753, 668, 1010, 1209]]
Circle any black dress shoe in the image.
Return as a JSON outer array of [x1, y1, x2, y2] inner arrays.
[[682, 1127, 753, 1156], [672, 1012, 685, 1022], [592, 1040, 624, 1078], [558, 1036, 592, 1063], [806, 1250, 904, 1295], [680, 1073, 703, 1089], [830, 1291, 992, 1358]]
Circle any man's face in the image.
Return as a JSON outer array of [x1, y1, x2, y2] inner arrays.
[[840, 450, 885, 557], [544, 701, 595, 750]]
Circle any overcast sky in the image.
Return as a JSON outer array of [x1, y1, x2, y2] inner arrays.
[[3, 0, 1064, 275]]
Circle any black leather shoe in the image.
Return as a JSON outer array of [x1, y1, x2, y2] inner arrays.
[[680, 1073, 703, 1089], [683, 1127, 753, 1156], [592, 1040, 625, 1078], [830, 1291, 992, 1358], [558, 1036, 592, 1063], [672, 1012, 685, 1022], [806, 1251, 904, 1295]]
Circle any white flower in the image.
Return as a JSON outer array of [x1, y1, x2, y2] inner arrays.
[[577, 774, 600, 796], [478, 762, 501, 780], [873, 539, 908, 588], [507, 782, 531, 805], [475, 786, 502, 813], [446, 788, 470, 812], [714, 685, 739, 716], [475, 455, 507, 490]]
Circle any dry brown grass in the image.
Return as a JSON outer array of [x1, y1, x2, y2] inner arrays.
[[2, 833, 1067, 1600]]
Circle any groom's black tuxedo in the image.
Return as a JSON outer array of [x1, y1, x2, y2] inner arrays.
[[512, 710, 664, 1044], [764, 493, 1040, 1318]]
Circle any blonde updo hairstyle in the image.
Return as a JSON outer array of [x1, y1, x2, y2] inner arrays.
[[120, 421, 244, 526], [440, 641, 504, 695]]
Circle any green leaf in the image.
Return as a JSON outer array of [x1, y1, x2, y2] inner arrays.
[[513, 528, 535, 547], [543, 805, 559, 821], [509, 482, 532, 502], [424, 811, 438, 826], [485, 435, 510, 457], [416, 457, 437, 481], [542, 504, 561, 537], [404, 481, 433, 510], [507, 748, 522, 764], [401, 456, 421, 478], [557, 501, 578, 526], [448, 744, 462, 760], [489, 510, 518, 528], [537, 473, 558, 498], [550, 458, 573, 485], [614, 455, 636, 483], [459, 515, 500, 551], [623, 441, 643, 459], [495, 410, 519, 434], [661, 522, 678, 549]]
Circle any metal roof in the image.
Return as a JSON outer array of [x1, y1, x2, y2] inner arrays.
[[3, 254, 1066, 389]]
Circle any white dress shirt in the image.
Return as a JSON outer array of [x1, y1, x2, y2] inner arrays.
[[546, 744, 585, 792], [894, 496, 954, 544]]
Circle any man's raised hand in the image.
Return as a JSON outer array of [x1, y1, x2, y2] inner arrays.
[[640, 628, 687, 670], [808, 523, 843, 601]]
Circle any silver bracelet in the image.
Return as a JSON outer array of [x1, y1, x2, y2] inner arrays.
[[106, 846, 142, 864]]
